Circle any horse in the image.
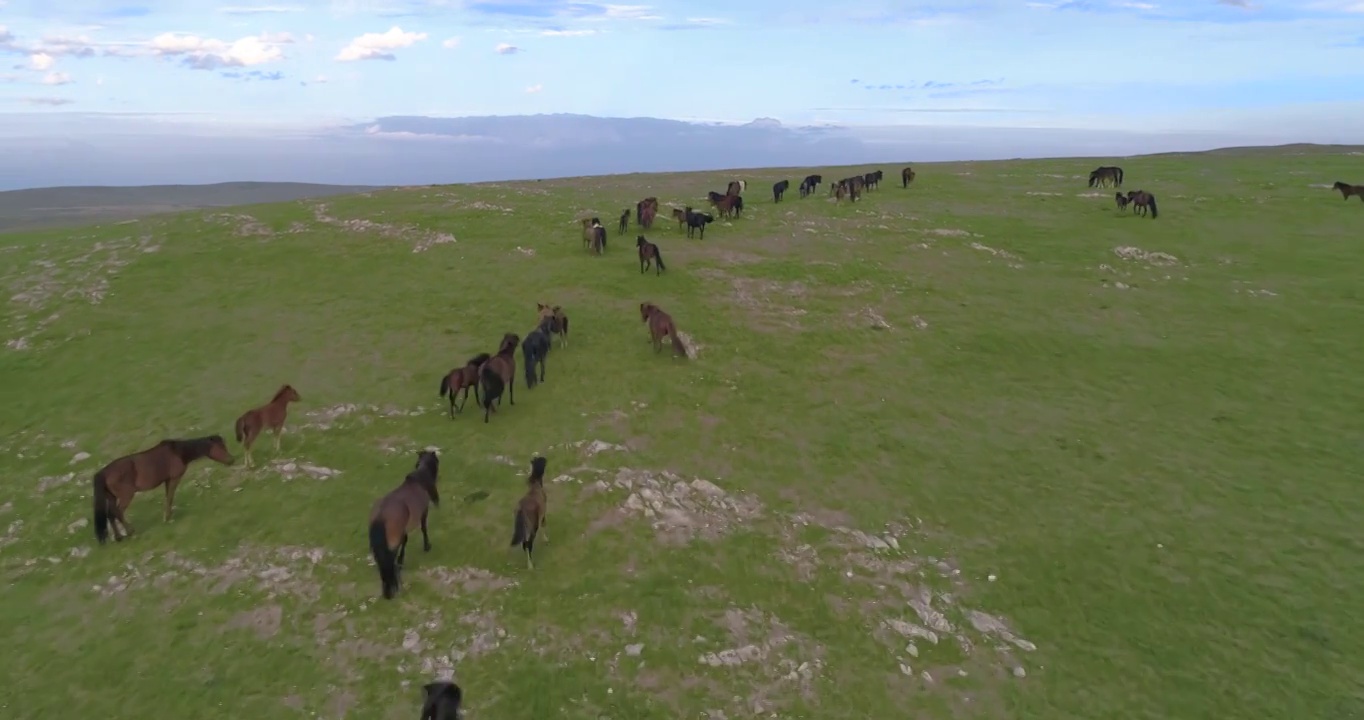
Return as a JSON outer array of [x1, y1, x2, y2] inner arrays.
[[731, 195, 745, 217], [367, 450, 440, 599], [1332, 181, 1364, 201], [438, 352, 491, 418], [901, 167, 915, 188], [537, 302, 569, 348], [773, 180, 789, 203], [640, 202, 658, 230], [1126, 190, 1158, 219], [726, 180, 742, 197], [671, 207, 687, 230], [640, 301, 688, 357], [636, 197, 659, 226], [1088, 166, 1123, 188], [684, 208, 713, 239], [233, 384, 301, 468], [637, 235, 666, 275], [618, 208, 630, 234], [92, 435, 236, 544], [510, 456, 549, 570], [863, 171, 880, 190], [834, 183, 848, 203], [713, 194, 740, 219], [1114, 192, 1130, 213], [707, 190, 727, 206], [421, 681, 463, 720], [799, 179, 812, 198], [580, 217, 598, 250], [589, 221, 606, 255], [521, 315, 553, 389], [479, 333, 520, 423], [802, 174, 822, 192]]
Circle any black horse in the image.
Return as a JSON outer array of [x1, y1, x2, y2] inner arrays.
[[773, 179, 790, 203], [684, 207, 713, 239], [521, 315, 553, 388]]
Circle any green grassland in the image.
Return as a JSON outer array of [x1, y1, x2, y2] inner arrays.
[[1, 147, 1362, 720]]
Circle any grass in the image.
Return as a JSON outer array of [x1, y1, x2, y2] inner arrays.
[[2, 147, 1362, 720], [0, 181, 381, 233]]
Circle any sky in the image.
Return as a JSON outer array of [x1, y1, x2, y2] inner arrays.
[[0, 0, 1362, 187]]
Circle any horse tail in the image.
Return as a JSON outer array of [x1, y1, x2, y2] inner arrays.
[[93, 471, 111, 544], [439, 373, 452, 398], [1116, 168, 1124, 185], [522, 340, 538, 389], [671, 326, 689, 358], [369, 518, 400, 599], [655, 248, 666, 272], [1148, 195, 1158, 219], [480, 363, 502, 408], [510, 507, 529, 546]]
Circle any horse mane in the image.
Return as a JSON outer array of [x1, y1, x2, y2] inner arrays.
[[498, 333, 519, 354], [466, 352, 492, 367], [1333, 181, 1349, 188], [529, 456, 547, 482], [271, 385, 294, 402]]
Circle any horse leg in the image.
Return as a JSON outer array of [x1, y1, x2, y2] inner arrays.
[[396, 533, 409, 569], [273, 427, 283, 453], [163, 474, 184, 522], [421, 510, 432, 552], [115, 491, 135, 539], [509, 373, 515, 406]]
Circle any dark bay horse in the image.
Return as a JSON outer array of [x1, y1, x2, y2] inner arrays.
[[1127, 190, 1158, 218], [637, 235, 666, 275], [538, 303, 569, 348], [480, 333, 519, 423], [618, 208, 630, 234], [439, 352, 491, 417], [1089, 166, 1124, 188], [521, 315, 553, 389], [93, 435, 236, 543], [726, 180, 744, 196], [773, 179, 789, 202], [802, 174, 822, 192], [901, 166, 915, 188], [510, 456, 549, 570], [636, 196, 659, 226], [422, 681, 463, 720], [1332, 181, 1364, 202], [671, 207, 687, 229], [640, 301, 688, 357], [1114, 192, 1130, 213], [368, 450, 440, 599], [234, 384, 301, 468]]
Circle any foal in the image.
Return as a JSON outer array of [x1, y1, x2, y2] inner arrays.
[[510, 456, 549, 570], [439, 353, 491, 418], [234, 384, 301, 468]]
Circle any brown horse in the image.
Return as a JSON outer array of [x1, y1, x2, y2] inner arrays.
[[640, 202, 658, 229], [618, 208, 630, 234], [92, 435, 236, 544], [234, 384, 301, 468], [640, 301, 688, 357], [1126, 190, 1158, 219], [726, 180, 742, 197], [509, 456, 548, 570], [1114, 192, 1130, 212], [439, 352, 491, 418], [580, 217, 602, 251], [635, 196, 659, 226], [712, 194, 740, 218], [671, 207, 687, 230], [538, 302, 570, 348], [367, 450, 440, 599], [479, 332, 520, 423], [901, 166, 915, 188], [637, 235, 666, 275], [1332, 181, 1364, 201]]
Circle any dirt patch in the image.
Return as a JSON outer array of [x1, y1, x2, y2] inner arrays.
[[695, 606, 825, 715], [969, 242, 1025, 268], [206, 212, 273, 237], [696, 268, 808, 330], [311, 203, 456, 253], [600, 468, 763, 545], [423, 566, 518, 593], [224, 603, 284, 639], [1113, 245, 1179, 266], [93, 545, 333, 601], [266, 458, 342, 480], [298, 403, 423, 431]]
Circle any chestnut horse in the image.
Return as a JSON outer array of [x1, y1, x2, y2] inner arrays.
[[367, 450, 440, 599], [234, 384, 301, 468], [479, 332, 520, 423], [93, 435, 236, 543], [639, 301, 689, 357], [439, 353, 491, 418]]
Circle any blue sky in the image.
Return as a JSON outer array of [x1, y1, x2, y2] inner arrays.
[[0, 0, 1362, 134]]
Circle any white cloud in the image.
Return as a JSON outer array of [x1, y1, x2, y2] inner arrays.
[[259, 31, 296, 44], [601, 4, 662, 20], [336, 26, 427, 61], [41, 71, 73, 86], [495, 43, 520, 54], [525, 83, 542, 93], [29, 52, 55, 71], [149, 32, 289, 69], [217, 5, 305, 13], [21, 96, 74, 106], [441, 36, 461, 48], [540, 29, 598, 36]]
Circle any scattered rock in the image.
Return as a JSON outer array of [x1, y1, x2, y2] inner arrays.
[[70, 451, 90, 464]]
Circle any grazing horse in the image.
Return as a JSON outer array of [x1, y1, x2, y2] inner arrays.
[[1332, 181, 1364, 202], [1126, 190, 1158, 219], [367, 450, 440, 599], [510, 456, 549, 570], [1114, 192, 1131, 213], [671, 207, 687, 229], [479, 333, 520, 423], [618, 208, 630, 234], [93, 435, 236, 544], [421, 681, 463, 720], [640, 301, 688, 357], [233, 384, 301, 468], [538, 302, 569, 348], [1088, 166, 1124, 188], [637, 235, 666, 275], [438, 352, 491, 418], [521, 315, 553, 389], [684, 207, 713, 239], [773, 179, 790, 203], [802, 174, 822, 192], [901, 166, 915, 188]]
